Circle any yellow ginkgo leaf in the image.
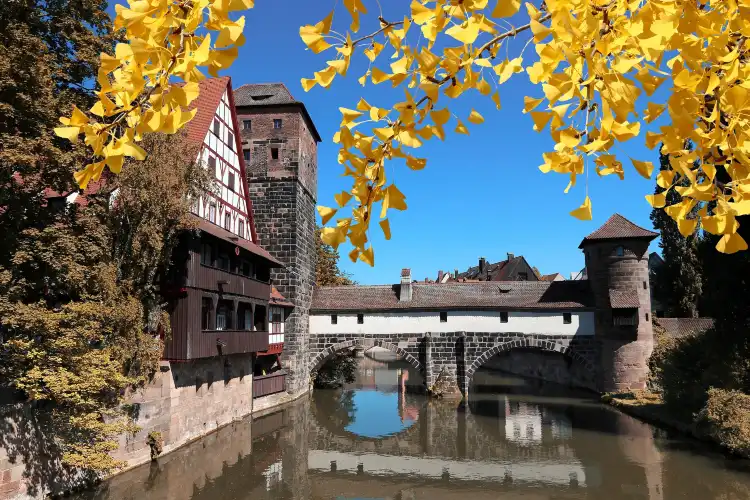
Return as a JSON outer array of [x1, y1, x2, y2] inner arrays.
[[677, 218, 698, 237], [406, 156, 427, 170], [570, 196, 592, 220], [645, 193, 666, 208], [468, 109, 484, 124], [380, 219, 391, 240], [530, 111, 552, 132], [317, 206, 338, 225], [54, 126, 81, 142], [334, 191, 353, 207], [716, 232, 748, 254], [630, 158, 655, 179], [359, 246, 375, 266], [523, 96, 544, 113], [339, 107, 363, 126], [492, 0, 521, 18], [455, 120, 469, 135]]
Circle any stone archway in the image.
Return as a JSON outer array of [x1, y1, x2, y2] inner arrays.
[[466, 338, 596, 391], [309, 338, 423, 376]]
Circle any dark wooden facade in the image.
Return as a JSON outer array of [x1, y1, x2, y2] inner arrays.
[[252, 371, 286, 398], [163, 224, 282, 360]]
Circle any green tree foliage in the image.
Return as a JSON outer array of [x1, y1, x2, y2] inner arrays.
[[315, 225, 354, 287], [650, 150, 702, 318], [314, 352, 358, 389], [0, 134, 212, 472]]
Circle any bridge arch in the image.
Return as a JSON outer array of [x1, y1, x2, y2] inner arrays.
[[466, 338, 596, 390], [309, 338, 423, 375]]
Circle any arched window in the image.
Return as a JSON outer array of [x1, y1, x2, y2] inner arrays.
[[616, 246, 624, 257]]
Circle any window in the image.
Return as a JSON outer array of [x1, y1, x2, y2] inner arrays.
[[218, 252, 230, 271], [646, 312, 650, 321], [241, 259, 253, 277], [440, 311, 448, 322], [216, 304, 228, 330], [271, 311, 283, 333], [643, 281, 647, 290], [213, 119, 220, 136], [243, 308, 253, 330], [616, 246, 624, 257], [238, 220, 245, 239], [273, 119, 282, 129], [201, 242, 213, 266], [228, 172, 235, 192], [208, 156, 217, 177], [357, 313, 364, 324], [243, 119, 251, 130], [227, 131, 234, 150], [209, 203, 216, 223], [563, 312, 572, 324], [201, 298, 212, 330], [271, 147, 279, 160], [500, 311, 508, 323], [224, 212, 231, 231], [331, 314, 338, 325], [243, 150, 250, 161]]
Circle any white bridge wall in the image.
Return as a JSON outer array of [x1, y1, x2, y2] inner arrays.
[[309, 310, 595, 336]]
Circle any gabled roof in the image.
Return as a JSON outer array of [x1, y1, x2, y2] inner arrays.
[[270, 287, 294, 308], [457, 255, 536, 281], [194, 215, 282, 267], [579, 214, 658, 248], [233, 82, 322, 143], [311, 280, 594, 313], [540, 273, 564, 281]]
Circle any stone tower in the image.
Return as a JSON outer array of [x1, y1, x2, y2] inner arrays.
[[579, 214, 659, 393], [234, 83, 321, 395]]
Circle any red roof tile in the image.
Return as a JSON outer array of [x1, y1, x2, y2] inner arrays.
[[270, 287, 294, 308], [579, 214, 658, 247], [609, 289, 640, 308], [656, 318, 714, 337]]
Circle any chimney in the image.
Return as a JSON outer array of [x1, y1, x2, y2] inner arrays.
[[479, 257, 487, 281], [454, 269, 459, 279], [437, 270, 444, 283], [400, 268, 412, 302], [507, 252, 515, 260]]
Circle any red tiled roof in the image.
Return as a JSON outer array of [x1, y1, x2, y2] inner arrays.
[[184, 76, 230, 144], [311, 280, 594, 313], [270, 287, 294, 308], [194, 215, 283, 267], [579, 214, 658, 247], [540, 273, 564, 281], [609, 289, 640, 308], [656, 318, 714, 337]]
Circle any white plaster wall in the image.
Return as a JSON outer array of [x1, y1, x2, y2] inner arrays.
[[309, 310, 595, 336]]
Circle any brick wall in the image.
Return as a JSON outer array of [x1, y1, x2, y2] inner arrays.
[[0, 354, 255, 500], [585, 239, 654, 392], [241, 103, 318, 396]]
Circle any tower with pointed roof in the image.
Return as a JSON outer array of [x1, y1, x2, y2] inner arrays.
[[579, 214, 659, 392], [234, 82, 321, 394]]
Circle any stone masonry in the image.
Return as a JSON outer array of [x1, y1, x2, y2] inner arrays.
[[308, 332, 599, 396], [239, 101, 318, 395]]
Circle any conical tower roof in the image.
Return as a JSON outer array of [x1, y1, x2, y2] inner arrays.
[[578, 214, 658, 248]]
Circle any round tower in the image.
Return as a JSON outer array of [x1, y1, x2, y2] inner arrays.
[[579, 214, 659, 393]]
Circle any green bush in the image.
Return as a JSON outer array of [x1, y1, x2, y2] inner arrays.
[[314, 352, 358, 389]]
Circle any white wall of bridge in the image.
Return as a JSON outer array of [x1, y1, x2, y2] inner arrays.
[[309, 310, 595, 336]]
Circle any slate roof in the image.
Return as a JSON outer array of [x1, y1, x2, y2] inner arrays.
[[579, 214, 658, 247], [656, 318, 714, 337], [311, 280, 594, 313], [234, 83, 296, 106], [232, 83, 322, 142]]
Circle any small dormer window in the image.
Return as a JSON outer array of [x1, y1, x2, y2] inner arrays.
[[616, 246, 624, 257]]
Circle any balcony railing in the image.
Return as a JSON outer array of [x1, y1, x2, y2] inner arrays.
[[193, 329, 269, 358], [253, 371, 286, 398], [612, 315, 638, 327]]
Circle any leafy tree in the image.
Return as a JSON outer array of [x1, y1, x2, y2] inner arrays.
[[57, 1, 750, 265], [314, 352, 358, 389], [0, 134, 212, 472], [316, 225, 355, 287], [650, 150, 702, 318], [531, 266, 542, 279]]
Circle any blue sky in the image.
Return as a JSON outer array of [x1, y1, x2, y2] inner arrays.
[[178, 2, 663, 284]]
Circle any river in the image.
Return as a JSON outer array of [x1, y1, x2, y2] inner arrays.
[[76, 352, 750, 499]]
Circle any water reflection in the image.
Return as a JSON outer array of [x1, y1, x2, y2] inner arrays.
[[76, 357, 750, 500]]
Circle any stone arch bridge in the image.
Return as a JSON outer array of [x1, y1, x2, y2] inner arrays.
[[309, 332, 599, 396]]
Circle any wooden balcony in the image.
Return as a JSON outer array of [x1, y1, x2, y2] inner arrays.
[[192, 329, 269, 358], [195, 264, 270, 300], [253, 371, 286, 398]]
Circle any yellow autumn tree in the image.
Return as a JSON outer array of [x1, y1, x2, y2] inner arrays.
[[58, 0, 750, 266]]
